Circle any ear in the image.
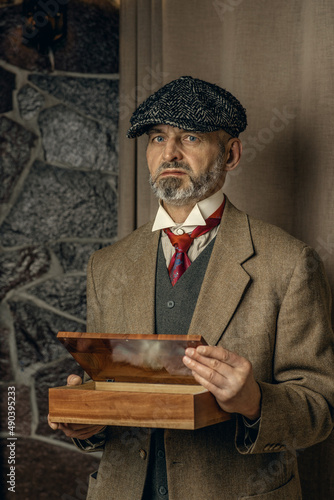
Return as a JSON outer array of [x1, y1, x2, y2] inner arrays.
[[224, 138, 242, 172]]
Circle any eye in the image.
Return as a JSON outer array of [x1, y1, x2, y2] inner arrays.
[[152, 135, 165, 143], [186, 135, 199, 142]]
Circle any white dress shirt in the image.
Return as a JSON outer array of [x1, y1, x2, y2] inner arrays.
[[152, 189, 225, 267]]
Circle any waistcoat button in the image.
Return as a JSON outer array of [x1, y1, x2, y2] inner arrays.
[[158, 485, 168, 495]]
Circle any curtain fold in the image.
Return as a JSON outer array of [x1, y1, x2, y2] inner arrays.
[[118, 1, 334, 496], [119, 0, 164, 234]]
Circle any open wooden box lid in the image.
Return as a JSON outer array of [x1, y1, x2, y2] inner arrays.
[[57, 332, 207, 385]]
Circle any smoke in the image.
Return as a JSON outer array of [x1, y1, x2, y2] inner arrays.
[[112, 339, 192, 376]]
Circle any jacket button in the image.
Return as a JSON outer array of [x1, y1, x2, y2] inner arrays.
[[158, 486, 168, 495], [167, 300, 175, 308], [139, 449, 147, 460]]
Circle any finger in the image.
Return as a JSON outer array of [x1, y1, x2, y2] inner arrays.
[[47, 414, 59, 430], [189, 369, 225, 399], [185, 345, 241, 368], [59, 425, 106, 439], [183, 355, 230, 389], [68, 430, 99, 439], [60, 422, 103, 432], [183, 349, 233, 379], [67, 374, 82, 386]]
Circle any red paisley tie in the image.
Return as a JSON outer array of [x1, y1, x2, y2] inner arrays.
[[164, 200, 225, 286]]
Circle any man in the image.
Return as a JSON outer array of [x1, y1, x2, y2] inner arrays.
[[49, 76, 334, 499]]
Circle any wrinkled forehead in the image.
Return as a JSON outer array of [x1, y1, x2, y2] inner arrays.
[[147, 125, 205, 134], [146, 124, 230, 140]]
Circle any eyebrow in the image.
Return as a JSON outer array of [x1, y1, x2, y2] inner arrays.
[[147, 127, 165, 135], [147, 127, 205, 135]]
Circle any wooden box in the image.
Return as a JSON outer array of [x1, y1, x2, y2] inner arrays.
[[49, 332, 231, 430]]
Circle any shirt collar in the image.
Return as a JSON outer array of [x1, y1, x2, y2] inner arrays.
[[152, 189, 225, 232]]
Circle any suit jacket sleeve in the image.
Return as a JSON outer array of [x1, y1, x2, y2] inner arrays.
[[86, 252, 102, 334], [236, 246, 334, 454]]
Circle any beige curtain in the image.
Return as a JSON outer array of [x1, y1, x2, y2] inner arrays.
[[118, 0, 334, 497]]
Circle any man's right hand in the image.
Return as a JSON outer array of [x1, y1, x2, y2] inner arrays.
[[48, 374, 107, 440]]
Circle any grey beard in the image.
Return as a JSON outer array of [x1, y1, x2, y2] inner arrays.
[[149, 152, 225, 206]]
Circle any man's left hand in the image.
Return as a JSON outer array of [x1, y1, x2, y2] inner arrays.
[[183, 345, 261, 420]]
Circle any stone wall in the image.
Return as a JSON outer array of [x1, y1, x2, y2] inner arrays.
[[0, 1, 119, 498]]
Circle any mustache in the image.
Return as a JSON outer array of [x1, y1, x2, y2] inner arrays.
[[153, 162, 193, 180]]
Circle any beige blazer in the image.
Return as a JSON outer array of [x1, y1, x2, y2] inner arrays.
[[85, 199, 334, 500]]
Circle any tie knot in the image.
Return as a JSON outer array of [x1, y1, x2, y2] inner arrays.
[[164, 199, 225, 254], [164, 229, 193, 253], [163, 200, 225, 286]]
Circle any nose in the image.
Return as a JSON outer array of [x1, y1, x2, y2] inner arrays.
[[162, 138, 183, 162]]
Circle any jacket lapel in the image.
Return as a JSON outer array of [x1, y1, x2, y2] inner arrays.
[[120, 222, 160, 334], [188, 199, 254, 346], [121, 199, 254, 341]]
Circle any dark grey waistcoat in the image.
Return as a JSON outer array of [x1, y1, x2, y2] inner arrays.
[[142, 238, 216, 500]]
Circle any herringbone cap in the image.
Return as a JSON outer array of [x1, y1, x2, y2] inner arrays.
[[126, 76, 247, 138]]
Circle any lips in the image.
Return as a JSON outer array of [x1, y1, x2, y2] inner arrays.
[[159, 170, 187, 177]]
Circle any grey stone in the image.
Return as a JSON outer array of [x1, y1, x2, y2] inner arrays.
[[0, 1, 118, 74], [0, 66, 15, 113], [0, 326, 12, 382], [8, 299, 83, 368], [34, 357, 84, 443], [28, 274, 87, 321], [0, 246, 51, 301], [17, 83, 45, 120], [0, 116, 37, 203], [0, 437, 100, 500], [52, 241, 110, 272], [29, 75, 119, 126], [0, 5, 51, 71], [38, 105, 118, 171], [0, 160, 118, 247], [53, 0, 119, 74]]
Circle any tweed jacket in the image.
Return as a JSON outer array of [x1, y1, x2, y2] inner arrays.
[[84, 198, 334, 500]]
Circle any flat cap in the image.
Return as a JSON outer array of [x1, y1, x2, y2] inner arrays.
[[126, 76, 247, 138]]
